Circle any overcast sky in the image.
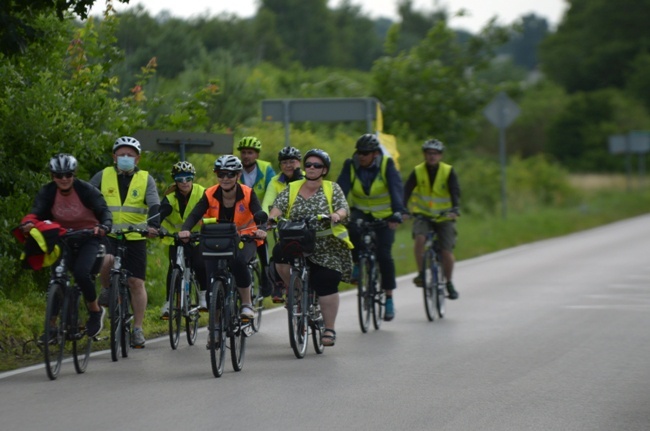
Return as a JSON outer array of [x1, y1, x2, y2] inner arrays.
[[89, 0, 567, 33]]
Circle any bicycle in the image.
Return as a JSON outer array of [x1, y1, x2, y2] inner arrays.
[[106, 227, 150, 361], [354, 218, 387, 333], [41, 228, 105, 380], [247, 250, 264, 333], [158, 230, 202, 349], [202, 213, 266, 378], [416, 215, 447, 321], [272, 214, 329, 359]]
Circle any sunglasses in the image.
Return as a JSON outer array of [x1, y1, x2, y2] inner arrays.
[[174, 176, 194, 183], [304, 162, 324, 169], [356, 151, 373, 156], [53, 172, 74, 179], [216, 171, 238, 179]]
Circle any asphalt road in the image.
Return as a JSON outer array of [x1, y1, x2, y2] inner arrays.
[[2, 215, 650, 431]]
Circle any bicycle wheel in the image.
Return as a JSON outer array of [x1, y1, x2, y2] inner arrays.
[[372, 265, 385, 329], [434, 253, 446, 319], [208, 280, 227, 378], [287, 271, 308, 358], [168, 268, 183, 349], [249, 260, 263, 332], [357, 257, 371, 333], [44, 282, 66, 380], [185, 272, 200, 346], [423, 248, 437, 321], [311, 293, 324, 354], [120, 285, 131, 356], [108, 275, 121, 361], [230, 288, 246, 371], [72, 290, 92, 374]]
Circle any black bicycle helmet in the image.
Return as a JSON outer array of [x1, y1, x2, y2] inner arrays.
[[303, 148, 331, 171], [213, 155, 243, 172], [278, 146, 302, 162], [355, 134, 381, 152], [171, 161, 196, 178], [49, 153, 78, 173], [422, 139, 444, 152]]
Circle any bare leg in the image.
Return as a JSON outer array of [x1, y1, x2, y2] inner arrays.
[[318, 293, 339, 331], [414, 235, 426, 272], [128, 277, 147, 329], [441, 249, 455, 282]]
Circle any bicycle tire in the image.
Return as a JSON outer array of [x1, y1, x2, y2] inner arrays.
[[230, 289, 246, 371], [209, 280, 227, 378], [372, 265, 385, 329], [357, 257, 371, 333], [168, 268, 183, 350], [185, 272, 200, 346], [72, 289, 92, 374], [423, 248, 437, 321], [120, 282, 131, 356], [435, 252, 446, 319], [311, 294, 324, 354], [287, 270, 308, 358], [108, 275, 121, 361], [249, 260, 263, 333], [44, 282, 66, 380]]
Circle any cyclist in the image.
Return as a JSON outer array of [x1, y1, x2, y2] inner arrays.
[[90, 136, 161, 348], [237, 136, 275, 300], [336, 134, 406, 321], [268, 149, 353, 347], [178, 155, 267, 328], [261, 146, 304, 302], [21, 154, 112, 341], [159, 161, 208, 318], [404, 138, 460, 300]]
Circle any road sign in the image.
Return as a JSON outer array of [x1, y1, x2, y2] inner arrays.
[[133, 130, 233, 160], [608, 134, 627, 154], [628, 131, 650, 153], [484, 92, 520, 129]]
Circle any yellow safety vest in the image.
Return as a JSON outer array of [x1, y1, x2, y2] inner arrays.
[[349, 156, 392, 219], [287, 179, 354, 249], [411, 162, 453, 221], [101, 168, 149, 240], [161, 184, 205, 245]]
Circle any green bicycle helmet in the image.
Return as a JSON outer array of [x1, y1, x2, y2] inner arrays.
[[237, 136, 262, 152]]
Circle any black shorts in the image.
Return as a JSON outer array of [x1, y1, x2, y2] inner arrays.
[[105, 238, 148, 280]]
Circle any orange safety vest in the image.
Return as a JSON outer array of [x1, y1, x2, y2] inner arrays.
[[203, 184, 263, 246]]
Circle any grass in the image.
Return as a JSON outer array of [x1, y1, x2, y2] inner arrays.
[[1, 177, 649, 372]]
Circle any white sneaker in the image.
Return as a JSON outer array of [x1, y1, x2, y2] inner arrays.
[[160, 301, 169, 319], [240, 304, 255, 320], [199, 291, 207, 311]]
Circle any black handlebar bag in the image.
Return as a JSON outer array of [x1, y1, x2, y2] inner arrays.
[[200, 223, 240, 262]]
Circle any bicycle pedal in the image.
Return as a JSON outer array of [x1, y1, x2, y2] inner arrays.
[[131, 344, 145, 349]]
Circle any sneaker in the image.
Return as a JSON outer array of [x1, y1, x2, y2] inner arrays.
[[199, 291, 208, 311], [205, 327, 221, 350], [384, 297, 395, 321], [271, 282, 285, 303], [132, 327, 145, 348], [160, 301, 170, 319], [38, 328, 58, 345], [446, 281, 459, 300], [85, 307, 106, 338], [413, 275, 423, 287], [98, 287, 110, 307], [240, 304, 255, 320], [350, 263, 359, 284]]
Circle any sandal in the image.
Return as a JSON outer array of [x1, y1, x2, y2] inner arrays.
[[321, 328, 336, 347]]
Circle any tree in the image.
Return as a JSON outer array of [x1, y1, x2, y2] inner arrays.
[[540, 0, 650, 93], [0, 0, 131, 55], [372, 18, 508, 142], [499, 14, 549, 70]]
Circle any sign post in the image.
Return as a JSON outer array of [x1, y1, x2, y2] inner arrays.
[[483, 92, 520, 219]]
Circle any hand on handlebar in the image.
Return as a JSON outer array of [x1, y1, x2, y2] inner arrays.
[[146, 226, 159, 238]]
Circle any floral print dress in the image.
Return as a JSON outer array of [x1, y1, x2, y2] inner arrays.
[[272, 181, 353, 282]]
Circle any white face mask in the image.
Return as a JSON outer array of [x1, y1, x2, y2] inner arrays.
[[116, 155, 136, 171]]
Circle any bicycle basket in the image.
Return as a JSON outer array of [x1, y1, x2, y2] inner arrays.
[[200, 223, 239, 260], [278, 220, 316, 257]]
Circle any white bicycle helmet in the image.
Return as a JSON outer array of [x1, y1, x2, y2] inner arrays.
[[213, 155, 243, 172], [422, 139, 444, 152], [49, 153, 78, 173], [113, 136, 141, 155]]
